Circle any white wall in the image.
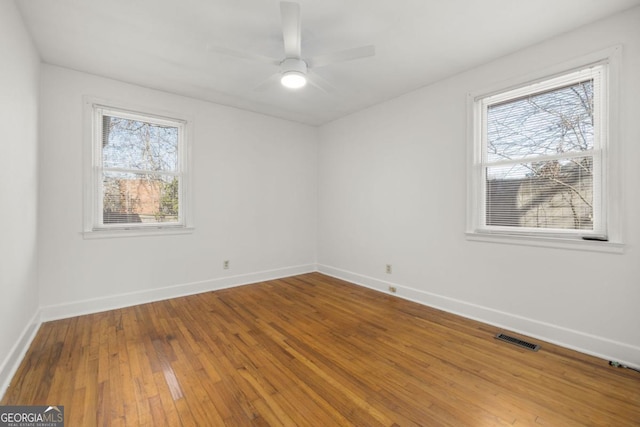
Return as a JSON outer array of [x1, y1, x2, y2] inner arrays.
[[318, 8, 640, 366], [0, 1, 41, 391], [38, 65, 318, 319]]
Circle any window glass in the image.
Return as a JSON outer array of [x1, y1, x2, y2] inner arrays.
[[473, 65, 606, 236], [90, 106, 187, 231]]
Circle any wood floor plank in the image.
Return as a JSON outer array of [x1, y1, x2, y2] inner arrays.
[[2, 272, 639, 426]]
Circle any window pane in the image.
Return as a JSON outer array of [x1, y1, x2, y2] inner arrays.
[[486, 157, 593, 230], [103, 172, 180, 224], [102, 115, 178, 172], [486, 80, 594, 163]]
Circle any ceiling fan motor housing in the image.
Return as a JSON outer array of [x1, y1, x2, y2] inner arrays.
[[280, 58, 308, 75]]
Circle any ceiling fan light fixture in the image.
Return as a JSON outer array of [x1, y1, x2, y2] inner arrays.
[[280, 58, 308, 89], [281, 71, 307, 89]]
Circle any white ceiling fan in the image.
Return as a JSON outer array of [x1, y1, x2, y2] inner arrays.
[[208, 1, 375, 91]]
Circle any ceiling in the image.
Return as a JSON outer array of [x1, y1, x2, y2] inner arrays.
[[16, 0, 640, 126]]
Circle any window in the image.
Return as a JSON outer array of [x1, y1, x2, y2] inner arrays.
[[85, 103, 191, 235], [467, 57, 621, 250]]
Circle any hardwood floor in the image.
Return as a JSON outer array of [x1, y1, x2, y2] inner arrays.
[[2, 272, 639, 426]]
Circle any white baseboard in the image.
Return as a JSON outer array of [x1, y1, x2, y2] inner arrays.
[[0, 310, 41, 400], [317, 264, 640, 369], [40, 264, 317, 322]]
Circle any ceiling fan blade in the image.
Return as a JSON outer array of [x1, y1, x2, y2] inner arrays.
[[280, 2, 301, 58], [253, 73, 282, 92], [207, 44, 279, 65], [308, 45, 375, 69], [307, 73, 334, 94]]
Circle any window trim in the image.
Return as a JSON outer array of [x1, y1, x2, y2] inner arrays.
[[83, 97, 194, 238], [466, 46, 623, 253]]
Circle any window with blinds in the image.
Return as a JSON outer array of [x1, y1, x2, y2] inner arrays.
[[90, 105, 187, 230], [472, 64, 608, 238]]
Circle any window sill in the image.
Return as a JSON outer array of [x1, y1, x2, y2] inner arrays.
[[83, 226, 194, 239], [465, 232, 624, 254]]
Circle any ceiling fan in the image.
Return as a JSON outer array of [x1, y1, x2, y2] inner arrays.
[[208, 1, 375, 91]]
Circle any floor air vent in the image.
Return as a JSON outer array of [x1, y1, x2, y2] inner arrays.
[[495, 333, 540, 351]]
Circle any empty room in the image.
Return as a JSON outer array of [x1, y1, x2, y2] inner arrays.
[[1, 0, 639, 425]]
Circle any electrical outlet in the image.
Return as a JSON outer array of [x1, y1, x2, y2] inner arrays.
[[223, 260, 230, 270], [388, 286, 397, 293], [385, 264, 392, 274]]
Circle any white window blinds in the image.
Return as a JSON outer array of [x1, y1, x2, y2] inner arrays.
[[477, 65, 607, 237]]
